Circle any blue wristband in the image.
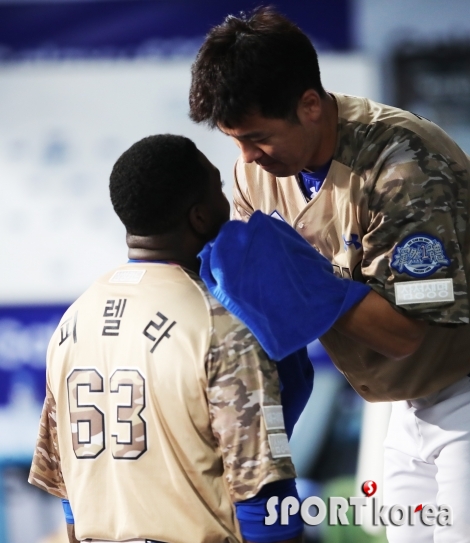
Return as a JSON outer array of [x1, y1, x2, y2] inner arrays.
[[61, 499, 75, 524], [235, 479, 303, 543]]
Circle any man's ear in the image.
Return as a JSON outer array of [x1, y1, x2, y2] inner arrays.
[[188, 202, 212, 237], [297, 89, 322, 123]]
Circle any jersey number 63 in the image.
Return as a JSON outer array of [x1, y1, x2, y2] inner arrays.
[[66, 368, 147, 460]]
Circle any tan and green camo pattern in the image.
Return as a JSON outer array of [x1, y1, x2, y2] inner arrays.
[[232, 93, 470, 400], [28, 383, 67, 499], [333, 104, 470, 323], [203, 286, 295, 501]]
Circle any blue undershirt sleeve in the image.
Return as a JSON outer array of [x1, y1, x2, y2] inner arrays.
[[276, 347, 313, 438], [61, 499, 74, 524], [235, 478, 302, 543]]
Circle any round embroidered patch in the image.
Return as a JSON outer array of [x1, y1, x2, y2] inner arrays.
[[391, 233, 451, 277]]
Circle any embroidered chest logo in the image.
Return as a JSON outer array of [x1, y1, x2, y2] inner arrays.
[[343, 234, 362, 251], [391, 234, 450, 277]]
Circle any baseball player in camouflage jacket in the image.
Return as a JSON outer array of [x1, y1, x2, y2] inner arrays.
[[29, 135, 304, 543], [189, 7, 470, 542]]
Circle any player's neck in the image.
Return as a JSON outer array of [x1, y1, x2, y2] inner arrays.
[[126, 232, 202, 274], [306, 93, 338, 170]]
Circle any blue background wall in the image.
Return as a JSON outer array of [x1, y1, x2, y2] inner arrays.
[[0, 0, 352, 58]]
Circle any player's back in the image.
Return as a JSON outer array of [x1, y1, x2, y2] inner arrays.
[[39, 263, 243, 543]]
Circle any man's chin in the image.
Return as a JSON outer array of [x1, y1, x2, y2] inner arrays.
[[257, 162, 295, 178]]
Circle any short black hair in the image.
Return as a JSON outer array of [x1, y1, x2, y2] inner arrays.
[[189, 6, 326, 128], [109, 134, 209, 235]]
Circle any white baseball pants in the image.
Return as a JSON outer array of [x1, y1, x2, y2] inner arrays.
[[384, 375, 470, 543]]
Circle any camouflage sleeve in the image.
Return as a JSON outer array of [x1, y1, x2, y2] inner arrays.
[[232, 157, 254, 221], [28, 382, 67, 499], [205, 298, 296, 502], [361, 132, 469, 324]]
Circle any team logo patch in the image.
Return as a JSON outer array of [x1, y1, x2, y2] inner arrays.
[[391, 233, 450, 277]]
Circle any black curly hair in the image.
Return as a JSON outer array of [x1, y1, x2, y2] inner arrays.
[[109, 134, 209, 235]]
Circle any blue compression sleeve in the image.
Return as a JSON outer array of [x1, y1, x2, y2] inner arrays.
[[277, 347, 313, 438], [61, 499, 74, 524], [235, 479, 302, 543]]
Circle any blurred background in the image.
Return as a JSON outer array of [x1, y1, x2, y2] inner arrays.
[[1, 0, 470, 541]]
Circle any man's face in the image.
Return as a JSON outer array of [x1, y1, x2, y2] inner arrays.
[[218, 110, 321, 177], [197, 151, 231, 239]]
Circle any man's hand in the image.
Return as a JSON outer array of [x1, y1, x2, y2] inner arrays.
[[334, 290, 427, 359], [66, 523, 80, 543]]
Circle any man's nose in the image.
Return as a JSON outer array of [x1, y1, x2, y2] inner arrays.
[[238, 141, 264, 164]]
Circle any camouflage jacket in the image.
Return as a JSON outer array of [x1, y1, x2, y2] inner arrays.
[[233, 92, 470, 401]]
